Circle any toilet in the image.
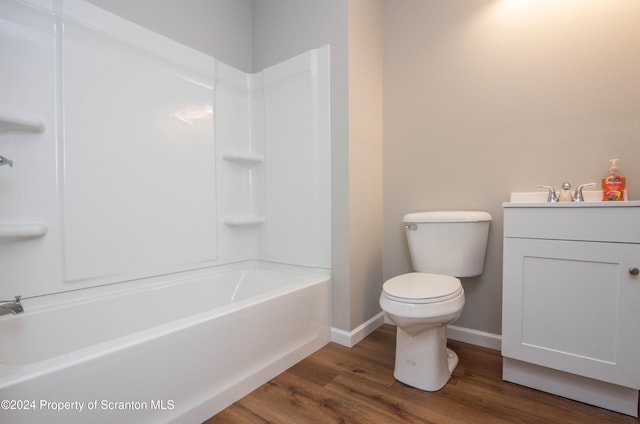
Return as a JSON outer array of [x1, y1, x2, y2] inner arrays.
[[380, 211, 491, 391]]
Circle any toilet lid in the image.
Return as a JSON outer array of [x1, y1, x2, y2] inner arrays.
[[383, 273, 462, 304]]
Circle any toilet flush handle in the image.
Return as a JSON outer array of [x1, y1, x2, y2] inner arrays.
[[404, 223, 417, 230]]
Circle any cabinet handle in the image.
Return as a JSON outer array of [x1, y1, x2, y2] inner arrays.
[[629, 267, 640, 276]]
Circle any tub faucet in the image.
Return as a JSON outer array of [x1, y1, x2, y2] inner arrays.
[[0, 296, 23, 316], [0, 155, 13, 167]]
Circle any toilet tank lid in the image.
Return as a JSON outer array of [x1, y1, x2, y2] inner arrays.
[[403, 211, 492, 223]]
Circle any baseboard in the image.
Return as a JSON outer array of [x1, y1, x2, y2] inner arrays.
[[342, 315, 501, 351], [382, 317, 502, 351], [446, 324, 502, 351], [331, 312, 385, 347], [503, 357, 639, 417]]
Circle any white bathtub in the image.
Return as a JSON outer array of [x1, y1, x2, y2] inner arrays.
[[0, 261, 330, 423]]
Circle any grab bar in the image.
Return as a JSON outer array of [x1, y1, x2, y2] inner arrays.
[[0, 111, 45, 133], [0, 222, 49, 239]]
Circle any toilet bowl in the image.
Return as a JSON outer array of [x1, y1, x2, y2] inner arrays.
[[380, 211, 491, 392], [380, 272, 465, 391]]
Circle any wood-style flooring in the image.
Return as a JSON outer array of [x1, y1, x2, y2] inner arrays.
[[205, 325, 639, 423]]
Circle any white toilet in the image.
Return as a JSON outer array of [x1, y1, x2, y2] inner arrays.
[[380, 211, 491, 391]]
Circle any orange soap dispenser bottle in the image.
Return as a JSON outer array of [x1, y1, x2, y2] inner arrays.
[[602, 158, 626, 201]]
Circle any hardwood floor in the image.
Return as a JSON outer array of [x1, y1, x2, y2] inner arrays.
[[205, 325, 639, 423]]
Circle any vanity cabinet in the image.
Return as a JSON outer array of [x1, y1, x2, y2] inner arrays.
[[502, 202, 640, 416]]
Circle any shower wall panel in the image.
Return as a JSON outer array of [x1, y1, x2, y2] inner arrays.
[[62, 16, 218, 284], [0, 0, 330, 299], [215, 61, 264, 261], [0, 1, 62, 298], [263, 47, 331, 268]]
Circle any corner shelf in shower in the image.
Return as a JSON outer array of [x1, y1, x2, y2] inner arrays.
[[223, 216, 265, 227], [0, 221, 49, 240], [221, 152, 264, 168], [221, 152, 264, 227], [0, 111, 46, 134]]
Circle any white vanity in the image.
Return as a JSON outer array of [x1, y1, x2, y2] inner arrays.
[[502, 198, 640, 417]]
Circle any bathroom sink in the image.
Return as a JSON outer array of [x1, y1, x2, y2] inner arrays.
[[503, 194, 640, 243], [506, 190, 637, 207]]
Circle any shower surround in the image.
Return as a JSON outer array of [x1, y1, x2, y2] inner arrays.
[[0, 1, 331, 422]]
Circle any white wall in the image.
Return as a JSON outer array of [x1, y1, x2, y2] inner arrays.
[[383, 0, 640, 335], [0, 0, 330, 299], [87, 0, 253, 71]]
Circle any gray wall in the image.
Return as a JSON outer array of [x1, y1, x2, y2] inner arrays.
[[345, 0, 384, 331], [382, 0, 640, 335], [87, 0, 253, 71]]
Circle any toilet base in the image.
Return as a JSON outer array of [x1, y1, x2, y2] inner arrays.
[[393, 325, 458, 391]]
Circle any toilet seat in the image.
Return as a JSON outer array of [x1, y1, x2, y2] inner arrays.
[[382, 272, 462, 304]]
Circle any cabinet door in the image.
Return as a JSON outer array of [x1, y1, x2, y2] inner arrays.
[[615, 243, 640, 389], [502, 238, 640, 389]]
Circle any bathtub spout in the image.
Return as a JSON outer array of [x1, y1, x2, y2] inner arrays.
[[0, 296, 23, 316]]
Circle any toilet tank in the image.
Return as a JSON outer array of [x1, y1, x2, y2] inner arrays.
[[403, 211, 492, 277]]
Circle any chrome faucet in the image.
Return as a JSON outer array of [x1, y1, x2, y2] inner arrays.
[[537, 185, 559, 202], [0, 296, 24, 316], [573, 182, 596, 202], [0, 155, 13, 167]]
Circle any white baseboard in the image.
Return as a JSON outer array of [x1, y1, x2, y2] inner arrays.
[[334, 314, 501, 351], [503, 357, 639, 417], [383, 316, 502, 351], [331, 312, 385, 347], [447, 324, 502, 351]]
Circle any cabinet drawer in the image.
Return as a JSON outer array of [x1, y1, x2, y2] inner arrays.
[[503, 206, 640, 243]]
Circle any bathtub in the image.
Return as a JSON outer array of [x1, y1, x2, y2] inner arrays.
[[0, 261, 330, 423]]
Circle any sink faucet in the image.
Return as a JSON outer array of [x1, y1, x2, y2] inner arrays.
[[537, 185, 559, 203], [0, 296, 24, 316], [573, 182, 596, 202]]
